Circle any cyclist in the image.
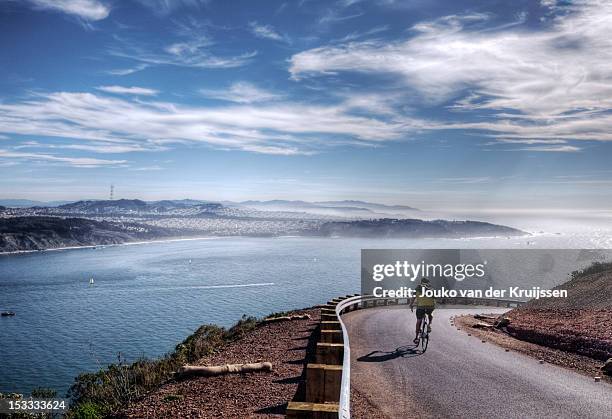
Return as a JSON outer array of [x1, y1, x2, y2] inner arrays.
[[410, 277, 435, 344]]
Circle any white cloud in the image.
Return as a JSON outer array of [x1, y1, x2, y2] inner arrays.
[[26, 0, 110, 21], [110, 35, 256, 69], [514, 145, 582, 153], [14, 141, 165, 154], [0, 91, 421, 155], [134, 0, 209, 15], [249, 22, 285, 42], [96, 86, 159, 96], [106, 64, 149, 76], [290, 1, 612, 146], [0, 150, 126, 167], [200, 82, 283, 103]]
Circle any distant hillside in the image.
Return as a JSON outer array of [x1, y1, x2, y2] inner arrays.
[[0, 199, 71, 208], [313, 218, 524, 238], [236, 199, 420, 218], [315, 200, 419, 212], [0, 216, 181, 253], [58, 199, 223, 214]]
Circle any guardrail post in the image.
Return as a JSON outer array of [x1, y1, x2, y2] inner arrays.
[[305, 364, 343, 403], [320, 329, 343, 344], [286, 402, 339, 418], [305, 364, 325, 402], [321, 313, 338, 322], [320, 321, 341, 331], [316, 342, 344, 365], [324, 365, 342, 402]]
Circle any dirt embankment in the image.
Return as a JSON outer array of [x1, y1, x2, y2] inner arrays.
[[459, 264, 612, 380], [504, 267, 612, 361], [120, 308, 320, 418]]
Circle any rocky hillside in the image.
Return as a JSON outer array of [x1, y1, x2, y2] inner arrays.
[[0, 216, 181, 253], [504, 263, 612, 360]]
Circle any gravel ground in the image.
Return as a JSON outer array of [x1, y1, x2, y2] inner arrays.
[[504, 308, 611, 360], [351, 387, 388, 419], [455, 314, 611, 384], [121, 308, 320, 418]]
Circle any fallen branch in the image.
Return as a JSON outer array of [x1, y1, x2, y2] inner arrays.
[[177, 362, 273, 378], [472, 322, 494, 329], [262, 314, 311, 323], [474, 314, 496, 320]]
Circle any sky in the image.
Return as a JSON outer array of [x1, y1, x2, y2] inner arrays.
[[1, 0, 612, 211]]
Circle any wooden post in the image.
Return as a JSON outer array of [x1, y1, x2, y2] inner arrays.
[[305, 364, 325, 402], [286, 402, 339, 418], [321, 313, 337, 322], [320, 329, 343, 344], [305, 364, 343, 403], [323, 365, 342, 402], [320, 321, 341, 331], [316, 343, 344, 365]]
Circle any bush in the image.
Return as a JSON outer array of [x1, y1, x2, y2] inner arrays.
[[570, 261, 612, 280], [67, 315, 259, 417]]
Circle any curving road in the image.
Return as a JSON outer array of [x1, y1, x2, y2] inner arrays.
[[344, 306, 612, 419]]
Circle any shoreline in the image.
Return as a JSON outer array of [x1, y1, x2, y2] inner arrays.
[[0, 231, 536, 257], [0, 235, 229, 256]]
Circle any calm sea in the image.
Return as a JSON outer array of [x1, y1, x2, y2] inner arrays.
[[1, 228, 611, 395]]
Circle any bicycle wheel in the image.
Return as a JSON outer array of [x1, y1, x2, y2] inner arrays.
[[421, 318, 429, 352]]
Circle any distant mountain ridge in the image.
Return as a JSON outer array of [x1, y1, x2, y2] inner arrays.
[[58, 199, 222, 213], [0, 199, 72, 208], [234, 199, 420, 217]]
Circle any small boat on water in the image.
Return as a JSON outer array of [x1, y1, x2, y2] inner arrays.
[[89, 277, 95, 286], [1, 311, 15, 317]]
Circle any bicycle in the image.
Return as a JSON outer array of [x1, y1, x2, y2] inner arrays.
[[410, 306, 430, 353], [419, 313, 430, 353]]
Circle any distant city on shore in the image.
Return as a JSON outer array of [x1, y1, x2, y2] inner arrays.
[[0, 198, 524, 253]]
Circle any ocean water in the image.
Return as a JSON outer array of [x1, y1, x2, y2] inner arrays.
[[1, 228, 611, 395]]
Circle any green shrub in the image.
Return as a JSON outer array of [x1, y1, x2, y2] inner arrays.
[[66, 315, 259, 417], [570, 261, 612, 280], [67, 401, 104, 419]]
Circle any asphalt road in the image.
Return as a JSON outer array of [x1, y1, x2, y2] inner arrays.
[[344, 306, 612, 419]]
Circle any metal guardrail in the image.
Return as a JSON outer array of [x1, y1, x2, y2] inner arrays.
[[334, 295, 526, 418]]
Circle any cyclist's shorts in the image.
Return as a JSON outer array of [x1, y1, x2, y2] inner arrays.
[[416, 307, 434, 319]]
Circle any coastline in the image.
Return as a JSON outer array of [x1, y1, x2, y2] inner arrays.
[[0, 235, 225, 256], [0, 231, 535, 257]]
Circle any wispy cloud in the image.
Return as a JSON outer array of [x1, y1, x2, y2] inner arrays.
[[96, 86, 159, 96], [249, 22, 287, 42], [109, 34, 256, 69], [290, 1, 612, 148], [25, 0, 110, 21], [0, 91, 420, 156], [133, 0, 209, 15], [200, 82, 283, 103], [105, 64, 149, 76], [0, 150, 126, 167], [14, 141, 166, 154], [513, 145, 582, 153]]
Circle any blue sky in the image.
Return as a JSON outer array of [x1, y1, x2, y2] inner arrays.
[[1, 0, 611, 211]]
